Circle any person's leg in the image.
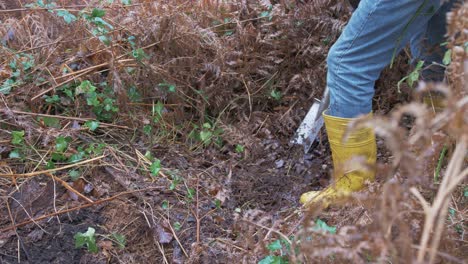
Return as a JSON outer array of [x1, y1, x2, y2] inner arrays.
[[327, 0, 442, 118], [410, 0, 459, 82], [301, 0, 444, 207]]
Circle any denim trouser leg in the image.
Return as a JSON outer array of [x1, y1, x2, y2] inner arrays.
[[327, 0, 447, 118], [410, 0, 458, 82]]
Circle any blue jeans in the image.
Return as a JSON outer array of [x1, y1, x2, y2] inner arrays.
[[327, 0, 459, 118]]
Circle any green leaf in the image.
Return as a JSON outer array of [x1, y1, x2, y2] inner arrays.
[[55, 136, 70, 152], [464, 187, 468, 197], [45, 94, 60, 104], [214, 199, 221, 209], [1, 79, 15, 95], [161, 200, 169, 209], [173, 222, 181, 231], [260, 11, 270, 18], [56, 10, 77, 24], [202, 123, 212, 129], [11, 130, 25, 145], [144, 151, 154, 161], [150, 159, 161, 176], [270, 90, 282, 101], [443, 50, 452, 65], [132, 48, 149, 61], [40, 116, 61, 128], [187, 188, 195, 199], [91, 8, 106, 18], [235, 144, 245, 153], [51, 152, 66, 161], [314, 219, 336, 234], [111, 233, 126, 249], [46, 160, 55, 169], [200, 131, 212, 143], [127, 86, 141, 102], [69, 170, 81, 181], [69, 152, 84, 163], [85, 120, 100, 131], [86, 92, 100, 107], [158, 82, 176, 93], [98, 35, 111, 45], [153, 101, 164, 117], [449, 208, 456, 217], [8, 149, 21, 159], [121, 0, 132, 5], [76, 80, 96, 95], [74, 227, 98, 253], [267, 240, 282, 251]]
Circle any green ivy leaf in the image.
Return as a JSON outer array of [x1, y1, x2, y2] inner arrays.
[[214, 199, 221, 209], [91, 8, 106, 18], [443, 50, 452, 65], [150, 159, 161, 176], [200, 130, 212, 143], [55, 136, 70, 152], [132, 48, 149, 61], [51, 152, 67, 161], [8, 149, 21, 159], [158, 82, 176, 93], [0, 79, 15, 95], [69, 152, 85, 163], [46, 160, 55, 169], [267, 240, 282, 251], [235, 144, 245, 153], [161, 200, 169, 209], [152, 101, 164, 117], [187, 188, 195, 199], [85, 120, 100, 131], [173, 222, 181, 231], [40, 116, 61, 128], [69, 170, 81, 181], [314, 219, 336, 234], [270, 90, 282, 101], [11, 130, 25, 145], [76, 80, 96, 95], [56, 10, 77, 24], [74, 227, 98, 253], [143, 125, 152, 135], [111, 233, 126, 249]]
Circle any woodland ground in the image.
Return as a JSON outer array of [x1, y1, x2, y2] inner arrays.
[[0, 1, 466, 264]]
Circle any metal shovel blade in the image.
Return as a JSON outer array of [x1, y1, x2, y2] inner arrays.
[[291, 87, 330, 153]]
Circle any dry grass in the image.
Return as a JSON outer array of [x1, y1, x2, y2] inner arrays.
[[0, 0, 466, 263]]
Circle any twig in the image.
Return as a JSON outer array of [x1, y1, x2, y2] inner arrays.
[[165, 218, 189, 258], [5, 110, 131, 129], [155, 241, 170, 264], [31, 59, 134, 101], [0, 155, 105, 178], [0, 3, 145, 13], [44, 172, 93, 203], [31, 69, 94, 101], [416, 136, 467, 263], [0, 187, 159, 233], [242, 219, 292, 245]]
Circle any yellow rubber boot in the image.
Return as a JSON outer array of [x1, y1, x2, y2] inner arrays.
[[300, 111, 377, 207]]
